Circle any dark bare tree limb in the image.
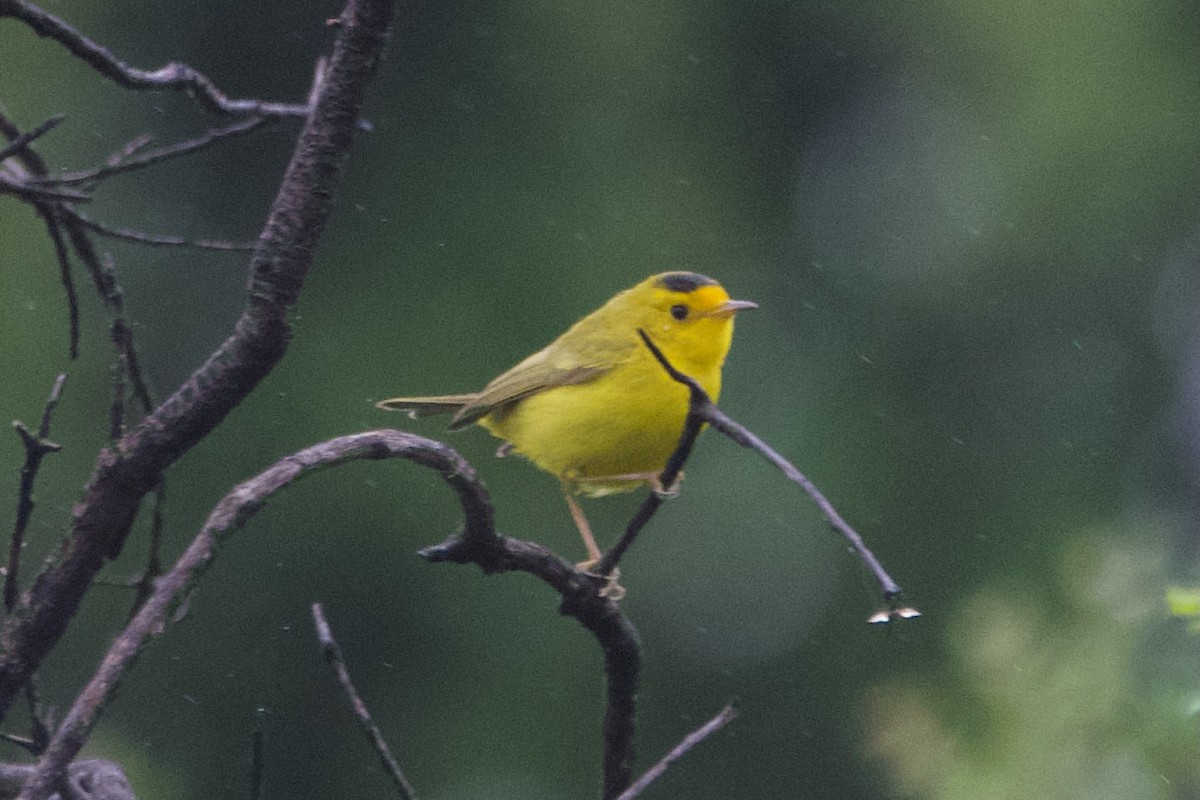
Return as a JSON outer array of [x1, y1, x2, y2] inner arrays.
[[0, 0, 397, 731]]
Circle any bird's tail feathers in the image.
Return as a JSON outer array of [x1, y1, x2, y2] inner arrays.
[[375, 394, 476, 420]]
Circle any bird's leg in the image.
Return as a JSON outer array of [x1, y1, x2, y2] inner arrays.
[[564, 493, 625, 601], [565, 492, 603, 564]]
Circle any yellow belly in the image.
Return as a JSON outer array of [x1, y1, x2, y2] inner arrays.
[[479, 353, 721, 496]]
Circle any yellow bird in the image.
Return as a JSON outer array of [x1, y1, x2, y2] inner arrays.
[[377, 271, 755, 568]]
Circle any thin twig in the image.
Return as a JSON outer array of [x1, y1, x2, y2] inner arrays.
[[58, 207, 256, 251], [22, 682, 50, 756], [0, 114, 64, 164], [1, 115, 83, 360], [34, 210, 81, 359], [6, 375, 67, 611], [0, 0, 310, 119], [614, 703, 738, 800], [0, 732, 37, 751], [40, 116, 269, 187], [0, 175, 89, 203], [597, 330, 911, 618], [311, 603, 417, 800], [127, 482, 165, 619], [98, 252, 156, 431]]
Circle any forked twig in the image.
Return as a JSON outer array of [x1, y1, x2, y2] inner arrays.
[[6, 375, 68, 611], [41, 116, 270, 188], [311, 603, 417, 800]]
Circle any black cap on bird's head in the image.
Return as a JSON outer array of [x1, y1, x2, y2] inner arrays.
[[655, 272, 719, 294]]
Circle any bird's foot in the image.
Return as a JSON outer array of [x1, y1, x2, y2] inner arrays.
[[575, 559, 626, 602]]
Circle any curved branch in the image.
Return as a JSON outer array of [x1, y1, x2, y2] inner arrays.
[[15, 430, 485, 800], [0, 0, 397, 724], [0, 0, 309, 118]]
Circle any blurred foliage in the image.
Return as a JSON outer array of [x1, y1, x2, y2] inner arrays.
[[862, 527, 1198, 800], [1, 0, 1197, 798]]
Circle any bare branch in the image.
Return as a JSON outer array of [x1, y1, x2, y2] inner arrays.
[[0, 0, 397, 730], [0, 0, 309, 119], [614, 703, 738, 800], [14, 430, 482, 800], [56, 208, 256, 251], [6, 375, 67, 611], [311, 603, 418, 800]]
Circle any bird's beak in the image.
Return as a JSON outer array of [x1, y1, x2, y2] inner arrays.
[[710, 299, 758, 317]]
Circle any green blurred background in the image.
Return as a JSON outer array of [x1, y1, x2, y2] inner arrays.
[[2, 1, 1198, 798]]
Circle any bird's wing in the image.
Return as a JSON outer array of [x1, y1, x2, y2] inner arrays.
[[449, 313, 639, 429], [448, 357, 605, 429]]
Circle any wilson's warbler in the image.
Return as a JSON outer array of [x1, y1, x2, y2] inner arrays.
[[377, 271, 755, 567]]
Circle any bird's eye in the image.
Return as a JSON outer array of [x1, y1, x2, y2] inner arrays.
[[670, 304, 689, 321]]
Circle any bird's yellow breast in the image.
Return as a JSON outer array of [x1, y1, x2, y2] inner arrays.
[[479, 329, 725, 496]]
